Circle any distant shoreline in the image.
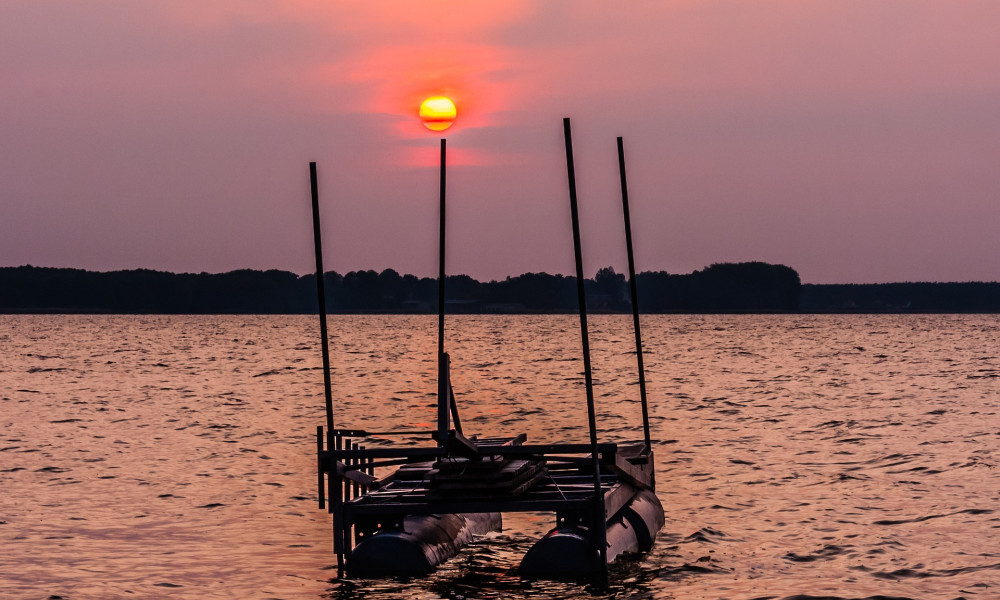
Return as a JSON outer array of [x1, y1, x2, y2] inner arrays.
[[3, 264, 1000, 314]]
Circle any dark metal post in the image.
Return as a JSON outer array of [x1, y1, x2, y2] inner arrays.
[[317, 426, 325, 509], [309, 162, 343, 577], [345, 439, 355, 500], [436, 139, 451, 442], [310, 162, 336, 441], [333, 433, 345, 576], [617, 137, 652, 454], [562, 118, 609, 580], [438, 139, 446, 361]]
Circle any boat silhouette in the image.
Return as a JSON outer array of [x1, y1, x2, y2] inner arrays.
[[309, 119, 664, 582]]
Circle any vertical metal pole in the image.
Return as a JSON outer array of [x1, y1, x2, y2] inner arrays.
[[617, 137, 652, 454], [563, 118, 608, 580], [317, 426, 325, 510], [436, 139, 451, 442], [333, 433, 345, 576], [310, 162, 336, 442], [438, 138, 446, 363], [309, 162, 343, 577], [345, 439, 355, 500]]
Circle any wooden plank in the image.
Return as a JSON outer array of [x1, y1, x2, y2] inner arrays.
[[429, 469, 547, 499], [345, 496, 595, 516], [431, 465, 545, 492], [608, 450, 654, 489], [332, 442, 616, 461], [602, 481, 638, 520], [430, 459, 543, 483]]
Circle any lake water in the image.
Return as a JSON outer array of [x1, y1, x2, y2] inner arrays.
[[2, 314, 999, 600]]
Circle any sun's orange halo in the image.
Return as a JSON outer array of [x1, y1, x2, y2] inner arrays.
[[419, 96, 457, 131]]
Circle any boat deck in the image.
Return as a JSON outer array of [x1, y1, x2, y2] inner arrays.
[[320, 430, 654, 552]]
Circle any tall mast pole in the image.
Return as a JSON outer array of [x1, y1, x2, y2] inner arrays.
[[438, 139, 446, 362], [310, 162, 335, 442], [563, 118, 609, 581], [617, 137, 652, 454], [309, 162, 342, 575], [436, 139, 451, 442]]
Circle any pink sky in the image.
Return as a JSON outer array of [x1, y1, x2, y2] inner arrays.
[[2, 1, 999, 283]]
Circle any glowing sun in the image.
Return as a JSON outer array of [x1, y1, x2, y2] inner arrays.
[[419, 96, 457, 131]]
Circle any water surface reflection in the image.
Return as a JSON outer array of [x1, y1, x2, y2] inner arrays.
[[2, 315, 998, 599]]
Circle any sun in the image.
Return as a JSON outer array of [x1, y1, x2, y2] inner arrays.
[[419, 96, 457, 131]]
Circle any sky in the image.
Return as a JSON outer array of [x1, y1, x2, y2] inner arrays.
[[2, 1, 999, 284]]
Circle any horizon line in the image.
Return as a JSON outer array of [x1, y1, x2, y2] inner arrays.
[[4, 263, 1000, 287]]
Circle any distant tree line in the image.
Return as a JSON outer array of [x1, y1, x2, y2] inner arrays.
[[0, 262, 804, 314], [801, 282, 1000, 313], [635, 263, 801, 312], [7, 263, 1000, 314], [0, 267, 305, 314]]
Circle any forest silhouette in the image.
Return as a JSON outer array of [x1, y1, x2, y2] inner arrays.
[[2, 263, 998, 313]]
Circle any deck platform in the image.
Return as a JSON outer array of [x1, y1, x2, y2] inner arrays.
[[307, 124, 662, 581], [318, 429, 659, 577]]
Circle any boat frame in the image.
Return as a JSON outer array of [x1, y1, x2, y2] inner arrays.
[[310, 119, 659, 582]]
